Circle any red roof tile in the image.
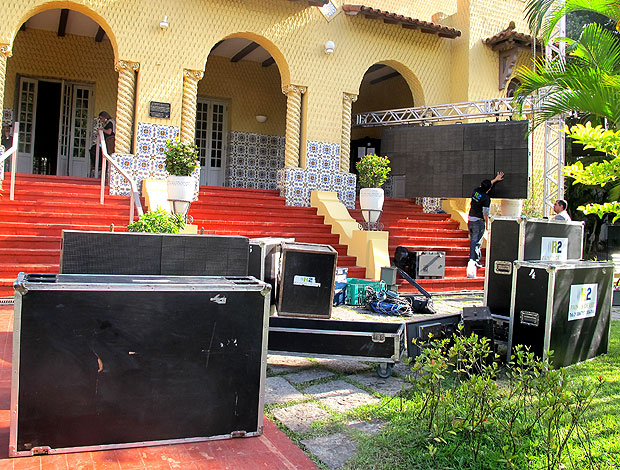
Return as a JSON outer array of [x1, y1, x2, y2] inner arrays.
[[484, 21, 541, 51], [342, 4, 461, 39]]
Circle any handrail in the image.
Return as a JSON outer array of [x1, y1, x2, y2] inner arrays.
[[0, 122, 20, 200], [96, 129, 144, 223]]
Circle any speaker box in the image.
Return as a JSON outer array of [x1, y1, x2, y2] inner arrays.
[[277, 242, 337, 319], [60, 230, 249, 276]]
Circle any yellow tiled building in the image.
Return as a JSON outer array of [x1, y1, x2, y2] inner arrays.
[[0, 0, 538, 209]]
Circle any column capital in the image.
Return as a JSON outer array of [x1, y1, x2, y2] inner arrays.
[[0, 44, 12, 58], [282, 84, 307, 96], [115, 60, 140, 72], [183, 69, 204, 81], [343, 92, 358, 104]]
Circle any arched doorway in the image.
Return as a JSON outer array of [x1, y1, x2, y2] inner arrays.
[[7, 7, 116, 177], [195, 36, 287, 188], [351, 63, 416, 184]]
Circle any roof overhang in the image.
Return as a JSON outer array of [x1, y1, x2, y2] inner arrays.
[[288, 0, 330, 6], [342, 4, 461, 39], [484, 22, 541, 52]]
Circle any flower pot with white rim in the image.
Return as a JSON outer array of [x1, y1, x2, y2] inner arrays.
[[167, 175, 195, 202], [359, 187, 385, 223]]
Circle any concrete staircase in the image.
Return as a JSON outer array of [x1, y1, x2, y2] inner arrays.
[[0, 174, 483, 298], [350, 198, 485, 293]]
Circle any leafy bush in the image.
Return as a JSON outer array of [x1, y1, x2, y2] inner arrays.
[[127, 208, 185, 233], [356, 154, 391, 188], [164, 140, 200, 177]]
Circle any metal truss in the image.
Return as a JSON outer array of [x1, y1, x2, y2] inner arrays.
[[354, 97, 537, 127]]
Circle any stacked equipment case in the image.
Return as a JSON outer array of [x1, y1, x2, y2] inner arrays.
[[509, 261, 613, 368]]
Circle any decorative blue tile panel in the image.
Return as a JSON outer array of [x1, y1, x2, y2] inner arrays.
[[109, 123, 199, 201], [226, 131, 285, 189], [275, 141, 356, 209]]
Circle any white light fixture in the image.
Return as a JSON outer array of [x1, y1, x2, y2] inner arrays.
[[159, 16, 169, 30], [255, 115, 268, 123], [324, 40, 335, 55]]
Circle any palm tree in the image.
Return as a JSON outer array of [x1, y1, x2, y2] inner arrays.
[[514, 0, 620, 128]]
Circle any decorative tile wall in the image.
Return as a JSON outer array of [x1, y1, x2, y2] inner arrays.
[[277, 140, 357, 208], [226, 131, 284, 190], [109, 122, 199, 200], [415, 197, 444, 213]]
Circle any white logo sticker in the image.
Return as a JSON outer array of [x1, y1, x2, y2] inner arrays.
[[541, 237, 568, 261], [568, 284, 597, 321], [210, 294, 227, 305], [293, 275, 321, 287]]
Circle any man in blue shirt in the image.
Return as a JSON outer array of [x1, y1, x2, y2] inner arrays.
[[468, 172, 504, 268]]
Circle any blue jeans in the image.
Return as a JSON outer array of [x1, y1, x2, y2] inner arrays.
[[468, 219, 485, 263]]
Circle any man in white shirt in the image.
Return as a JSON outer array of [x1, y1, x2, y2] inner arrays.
[[553, 199, 571, 221]]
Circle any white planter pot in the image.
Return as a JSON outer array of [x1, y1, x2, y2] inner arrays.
[[359, 187, 385, 223], [167, 175, 195, 202], [500, 199, 523, 217]]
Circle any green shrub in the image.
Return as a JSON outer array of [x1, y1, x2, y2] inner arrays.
[[356, 153, 391, 188], [164, 140, 200, 176], [127, 208, 185, 233]]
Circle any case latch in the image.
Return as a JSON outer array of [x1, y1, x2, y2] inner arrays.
[[231, 430, 247, 438], [372, 333, 386, 343], [494, 261, 512, 275], [520, 311, 540, 327]]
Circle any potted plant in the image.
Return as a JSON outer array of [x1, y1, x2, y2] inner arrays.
[[127, 208, 185, 233], [356, 153, 391, 223], [164, 140, 200, 202]]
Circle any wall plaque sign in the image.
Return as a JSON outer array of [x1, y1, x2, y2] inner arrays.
[[149, 101, 171, 119]]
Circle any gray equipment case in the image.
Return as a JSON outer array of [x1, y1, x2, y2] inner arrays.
[[11, 273, 271, 457], [485, 217, 584, 317], [509, 260, 613, 368], [413, 251, 445, 279]]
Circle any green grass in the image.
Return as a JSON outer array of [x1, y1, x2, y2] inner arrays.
[[340, 321, 620, 470]]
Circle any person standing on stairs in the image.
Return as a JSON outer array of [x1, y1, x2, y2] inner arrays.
[[467, 171, 504, 274], [89, 111, 115, 176]]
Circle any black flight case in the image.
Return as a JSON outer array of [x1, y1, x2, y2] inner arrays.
[[508, 260, 613, 368], [11, 273, 271, 457]]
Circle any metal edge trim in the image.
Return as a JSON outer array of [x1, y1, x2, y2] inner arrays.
[[483, 218, 493, 306], [15, 281, 269, 292], [257, 292, 270, 435], [507, 261, 519, 360], [269, 327, 402, 338], [10, 431, 263, 457], [543, 269, 554, 361], [9, 294, 23, 457], [267, 350, 396, 364]]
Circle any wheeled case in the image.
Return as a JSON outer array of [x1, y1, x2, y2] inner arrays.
[[508, 260, 613, 368], [268, 317, 405, 377], [248, 237, 295, 307], [485, 217, 584, 317], [11, 273, 271, 457]]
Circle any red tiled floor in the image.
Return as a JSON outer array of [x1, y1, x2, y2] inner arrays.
[[0, 306, 318, 470]]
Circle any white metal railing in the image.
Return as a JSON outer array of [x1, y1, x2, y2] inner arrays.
[[0, 122, 19, 200], [96, 129, 144, 223], [354, 97, 538, 127]]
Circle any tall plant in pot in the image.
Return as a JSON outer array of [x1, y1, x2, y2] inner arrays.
[[164, 140, 200, 202], [356, 154, 391, 223]]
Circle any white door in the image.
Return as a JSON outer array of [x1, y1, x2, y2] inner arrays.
[[16, 78, 38, 174], [195, 99, 228, 186], [68, 85, 94, 177], [56, 82, 72, 176]]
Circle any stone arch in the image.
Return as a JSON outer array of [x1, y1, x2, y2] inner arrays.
[[355, 59, 425, 107], [205, 32, 290, 88], [13, 1, 118, 62]]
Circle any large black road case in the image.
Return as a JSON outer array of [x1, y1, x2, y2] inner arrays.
[[11, 273, 270, 457], [248, 237, 294, 308], [508, 261, 613, 368], [485, 217, 584, 317], [268, 317, 405, 377]]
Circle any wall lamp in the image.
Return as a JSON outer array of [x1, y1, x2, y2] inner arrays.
[[324, 40, 335, 55], [159, 16, 169, 30], [255, 115, 268, 123]]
